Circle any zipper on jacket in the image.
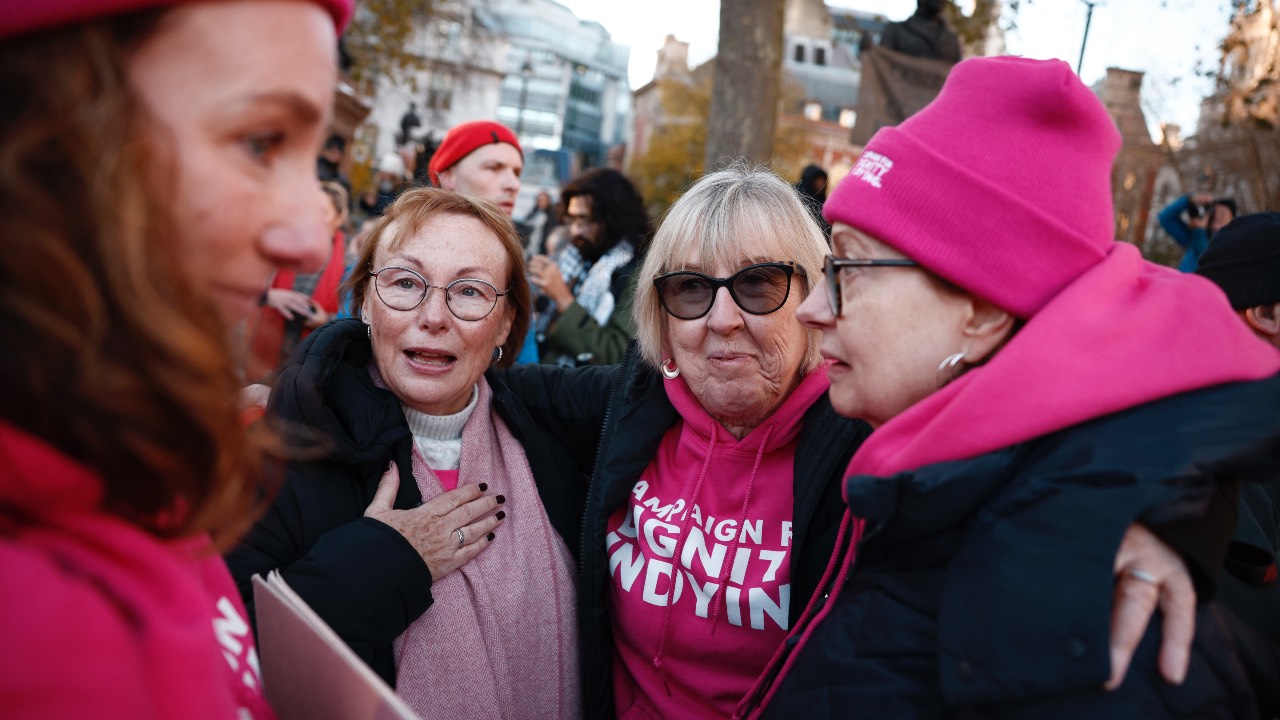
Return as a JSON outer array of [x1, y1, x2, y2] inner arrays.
[[578, 344, 635, 570], [576, 342, 637, 711]]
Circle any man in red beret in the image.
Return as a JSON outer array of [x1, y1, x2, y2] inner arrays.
[[428, 120, 539, 362], [428, 120, 523, 216]]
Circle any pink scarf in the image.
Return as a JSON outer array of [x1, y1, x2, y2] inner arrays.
[[392, 377, 580, 720], [848, 242, 1280, 480]]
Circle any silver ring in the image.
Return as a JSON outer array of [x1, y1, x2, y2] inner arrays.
[[455, 528, 465, 548], [1128, 569, 1159, 586]]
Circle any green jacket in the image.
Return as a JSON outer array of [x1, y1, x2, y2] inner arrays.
[[541, 256, 639, 366]]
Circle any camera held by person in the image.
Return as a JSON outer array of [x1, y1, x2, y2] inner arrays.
[[1158, 189, 1238, 272]]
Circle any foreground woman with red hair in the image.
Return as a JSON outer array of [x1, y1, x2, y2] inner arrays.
[[0, 1, 350, 716]]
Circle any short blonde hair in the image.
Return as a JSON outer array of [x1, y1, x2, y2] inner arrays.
[[632, 166, 828, 372]]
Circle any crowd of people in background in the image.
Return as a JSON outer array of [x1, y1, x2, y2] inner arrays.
[[4, 1, 1280, 720]]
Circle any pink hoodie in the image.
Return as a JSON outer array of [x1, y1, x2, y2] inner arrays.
[[0, 421, 273, 720], [608, 366, 831, 719]]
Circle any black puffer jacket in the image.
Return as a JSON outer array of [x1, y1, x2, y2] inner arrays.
[[497, 345, 874, 718], [750, 374, 1280, 719], [224, 319, 590, 687]]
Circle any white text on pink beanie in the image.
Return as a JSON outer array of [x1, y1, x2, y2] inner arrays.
[[824, 56, 1121, 318]]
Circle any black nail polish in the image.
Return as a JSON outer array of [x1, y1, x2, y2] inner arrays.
[[486, 532, 496, 541], [478, 483, 488, 492], [496, 494, 506, 504], [496, 511, 506, 520]]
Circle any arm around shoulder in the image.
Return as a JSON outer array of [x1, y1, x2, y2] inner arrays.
[[1157, 195, 1192, 246]]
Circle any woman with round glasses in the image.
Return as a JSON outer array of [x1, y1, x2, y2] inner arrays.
[[225, 188, 584, 719], [738, 57, 1280, 717]]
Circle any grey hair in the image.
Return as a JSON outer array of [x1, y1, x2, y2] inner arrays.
[[631, 165, 829, 372]]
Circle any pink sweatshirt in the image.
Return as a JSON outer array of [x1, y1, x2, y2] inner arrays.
[[608, 367, 830, 719], [0, 421, 273, 720]]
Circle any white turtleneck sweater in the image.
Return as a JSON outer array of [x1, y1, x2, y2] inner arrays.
[[399, 386, 478, 471]]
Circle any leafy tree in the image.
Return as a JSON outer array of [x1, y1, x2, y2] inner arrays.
[[345, 0, 441, 94], [630, 69, 815, 218], [943, 0, 1004, 51], [630, 75, 714, 218], [1153, 1, 1280, 214]]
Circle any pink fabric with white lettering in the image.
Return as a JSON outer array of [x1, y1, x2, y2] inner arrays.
[[608, 367, 830, 719], [0, 421, 273, 719]]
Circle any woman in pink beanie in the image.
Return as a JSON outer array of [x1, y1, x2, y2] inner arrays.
[[0, 0, 350, 717], [739, 56, 1280, 718]]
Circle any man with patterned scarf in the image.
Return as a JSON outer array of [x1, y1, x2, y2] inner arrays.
[[529, 168, 651, 365]]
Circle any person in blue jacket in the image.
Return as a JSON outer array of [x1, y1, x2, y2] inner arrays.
[[1158, 190, 1237, 271]]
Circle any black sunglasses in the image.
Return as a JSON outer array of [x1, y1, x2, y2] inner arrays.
[[654, 262, 798, 320], [823, 255, 918, 317]]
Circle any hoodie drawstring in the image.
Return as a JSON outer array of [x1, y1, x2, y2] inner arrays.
[[652, 421, 718, 696], [651, 422, 775, 696], [709, 424, 772, 635]]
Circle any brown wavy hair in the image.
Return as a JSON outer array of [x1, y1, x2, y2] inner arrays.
[[0, 13, 271, 548], [342, 188, 531, 366]]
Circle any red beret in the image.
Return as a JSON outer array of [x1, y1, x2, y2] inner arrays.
[[0, 0, 354, 39], [428, 121, 523, 186]]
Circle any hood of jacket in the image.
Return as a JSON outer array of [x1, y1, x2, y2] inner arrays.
[[848, 243, 1280, 483], [270, 318, 413, 489], [663, 364, 830, 458], [0, 421, 103, 516]]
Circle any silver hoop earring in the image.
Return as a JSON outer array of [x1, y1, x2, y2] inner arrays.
[[366, 324, 372, 340], [936, 351, 966, 388], [660, 357, 680, 379], [492, 346, 504, 364]]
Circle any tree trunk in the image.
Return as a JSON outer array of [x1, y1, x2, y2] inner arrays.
[[704, 0, 785, 169]]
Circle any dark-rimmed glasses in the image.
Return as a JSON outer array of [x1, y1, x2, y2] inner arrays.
[[823, 255, 918, 317], [653, 262, 797, 320], [369, 266, 508, 321]]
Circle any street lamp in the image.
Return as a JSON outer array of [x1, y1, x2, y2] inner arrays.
[[516, 54, 534, 136], [1077, 0, 1100, 76]]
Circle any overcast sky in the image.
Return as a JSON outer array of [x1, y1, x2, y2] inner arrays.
[[556, 0, 1239, 137]]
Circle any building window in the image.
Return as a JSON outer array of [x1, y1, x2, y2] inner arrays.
[[803, 101, 822, 122], [838, 108, 856, 128], [814, 47, 826, 66], [428, 74, 453, 111], [794, 43, 806, 63]]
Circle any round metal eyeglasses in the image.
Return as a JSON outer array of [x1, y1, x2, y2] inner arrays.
[[822, 255, 918, 317], [653, 262, 798, 321], [369, 266, 508, 321]]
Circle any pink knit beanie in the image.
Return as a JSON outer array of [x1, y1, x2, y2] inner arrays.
[[823, 56, 1121, 318], [0, 0, 354, 38]]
